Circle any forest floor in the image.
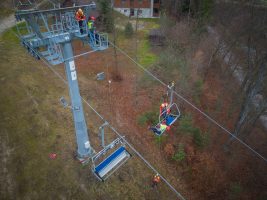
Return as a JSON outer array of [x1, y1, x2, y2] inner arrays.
[[0, 10, 267, 200]]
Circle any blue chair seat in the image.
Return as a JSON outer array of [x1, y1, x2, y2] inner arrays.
[[94, 146, 130, 181], [166, 115, 178, 126]]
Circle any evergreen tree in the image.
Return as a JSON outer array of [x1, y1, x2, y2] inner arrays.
[[98, 0, 114, 33], [124, 22, 133, 38]]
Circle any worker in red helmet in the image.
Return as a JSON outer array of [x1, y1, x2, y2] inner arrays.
[[88, 16, 100, 45], [87, 16, 95, 32], [75, 8, 86, 34]]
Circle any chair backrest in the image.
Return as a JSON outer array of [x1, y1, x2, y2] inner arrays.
[[92, 138, 131, 181], [159, 103, 181, 124]]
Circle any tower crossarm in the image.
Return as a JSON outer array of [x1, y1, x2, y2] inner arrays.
[[15, 4, 95, 18], [15, 4, 96, 44]]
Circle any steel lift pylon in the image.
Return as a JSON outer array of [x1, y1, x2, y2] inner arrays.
[[15, 3, 131, 181], [14, 3, 108, 162]]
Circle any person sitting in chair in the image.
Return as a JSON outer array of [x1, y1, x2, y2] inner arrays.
[[149, 122, 170, 136], [160, 102, 170, 120]]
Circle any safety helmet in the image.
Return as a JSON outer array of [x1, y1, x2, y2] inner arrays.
[[78, 8, 83, 15], [161, 102, 168, 106], [91, 16, 96, 21]]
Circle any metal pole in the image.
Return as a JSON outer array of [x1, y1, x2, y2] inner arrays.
[[99, 121, 109, 148], [101, 127, 105, 147], [61, 41, 93, 159], [168, 81, 175, 105]]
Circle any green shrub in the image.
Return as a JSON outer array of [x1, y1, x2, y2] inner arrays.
[[137, 111, 158, 126], [172, 144, 186, 162], [179, 114, 195, 134], [192, 128, 209, 148], [137, 115, 148, 126], [193, 79, 203, 105], [179, 114, 209, 148], [229, 182, 243, 199], [200, 0, 214, 20], [99, 0, 114, 33], [124, 22, 133, 38]]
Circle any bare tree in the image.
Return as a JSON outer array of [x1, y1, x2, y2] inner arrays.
[[110, 1, 122, 81], [226, 2, 267, 143]]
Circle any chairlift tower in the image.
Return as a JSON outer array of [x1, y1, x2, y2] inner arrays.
[[15, 3, 108, 161]]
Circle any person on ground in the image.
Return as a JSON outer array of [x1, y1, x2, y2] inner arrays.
[[152, 173, 161, 188]]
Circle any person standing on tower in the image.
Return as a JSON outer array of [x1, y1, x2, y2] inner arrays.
[[75, 8, 86, 34]]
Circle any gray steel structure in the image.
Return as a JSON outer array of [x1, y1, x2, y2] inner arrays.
[[15, 3, 108, 161]]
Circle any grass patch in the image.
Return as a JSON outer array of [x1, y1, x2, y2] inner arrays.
[[192, 128, 209, 148], [229, 182, 243, 200], [1, 21, 28, 44], [138, 18, 160, 31], [138, 39, 157, 67], [0, 8, 13, 18], [137, 72, 160, 90], [154, 135, 167, 147], [1, 27, 19, 43], [193, 79, 204, 105], [172, 144, 186, 162]]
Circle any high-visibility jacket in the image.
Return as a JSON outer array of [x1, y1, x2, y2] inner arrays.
[[87, 20, 94, 29], [153, 175, 160, 183], [75, 11, 85, 21], [160, 124, 168, 132]]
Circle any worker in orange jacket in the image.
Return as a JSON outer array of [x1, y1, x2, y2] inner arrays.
[[152, 173, 161, 188], [75, 8, 86, 34]]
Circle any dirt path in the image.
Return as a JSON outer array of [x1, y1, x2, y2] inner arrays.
[[0, 14, 16, 34], [0, 0, 55, 35]]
